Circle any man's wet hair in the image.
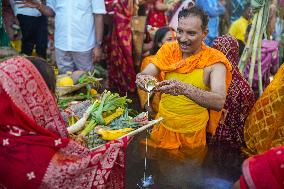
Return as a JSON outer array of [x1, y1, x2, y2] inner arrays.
[[178, 6, 209, 31]]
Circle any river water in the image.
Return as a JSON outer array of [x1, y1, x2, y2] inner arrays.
[[125, 132, 246, 189]]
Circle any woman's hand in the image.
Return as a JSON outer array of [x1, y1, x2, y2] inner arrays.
[[136, 73, 157, 91], [155, 79, 188, 96]]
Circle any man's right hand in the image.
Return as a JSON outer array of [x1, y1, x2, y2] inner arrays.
[[15, 0, 41, 9], [136, 73, 157, 91]]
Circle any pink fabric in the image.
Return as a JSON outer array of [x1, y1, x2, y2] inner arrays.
[[0, 57, 128, 189], [242, 146, 284, 189], [244, 40, 279, 99]]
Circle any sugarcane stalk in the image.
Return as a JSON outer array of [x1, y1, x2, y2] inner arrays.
[[79, 119, 98, 136], [257, 1, 270, 95], [257, 35, 263, 94], [239, 13, 258, 73], [248, 7, 264, 86]]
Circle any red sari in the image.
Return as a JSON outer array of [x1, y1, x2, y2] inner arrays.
[[240, 146, 284, 189], [147, 0, 167, 28], [105, 0, 136, 92], [211, 35, 255, 148], [0, 57, 128, 189]]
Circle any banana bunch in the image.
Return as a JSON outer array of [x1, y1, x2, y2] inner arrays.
[[96, 127, 133, 141]]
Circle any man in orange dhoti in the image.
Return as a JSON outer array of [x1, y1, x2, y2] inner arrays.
[[136, 7, 232, 151]]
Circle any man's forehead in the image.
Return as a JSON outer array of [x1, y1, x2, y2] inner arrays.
[[178, 16, 203, 30]]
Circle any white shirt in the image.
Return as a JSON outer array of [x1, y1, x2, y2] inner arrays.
[[47, 0, 106, 52], [9, 0, 42, 17]]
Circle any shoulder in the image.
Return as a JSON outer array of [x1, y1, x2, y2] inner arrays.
[[204, 63, 226, 73], [158, 41, 180, 54], [204, 46, 227, 59]]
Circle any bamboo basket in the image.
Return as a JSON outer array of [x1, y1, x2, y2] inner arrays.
[[0, 47, 18, 59], [56, 83, 88, 97], [56, 77, 103, 97], [90, 117, 163, 151]]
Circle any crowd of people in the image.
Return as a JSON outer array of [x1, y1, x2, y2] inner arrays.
[[1, 0, 284, 188]]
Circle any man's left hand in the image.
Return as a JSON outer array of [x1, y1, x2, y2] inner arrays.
[[93, 47, 103, 63], [155, 79, 188, 96]]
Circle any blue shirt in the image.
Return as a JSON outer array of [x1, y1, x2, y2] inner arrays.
[[230, 0, 245, 23], [196, 0, 225, 45]]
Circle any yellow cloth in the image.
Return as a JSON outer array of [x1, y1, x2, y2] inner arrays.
[[228, 16, 249, 43], [150, 69, 209, 149], [151, 41, 232, 135], [243, 63, 284, 155]]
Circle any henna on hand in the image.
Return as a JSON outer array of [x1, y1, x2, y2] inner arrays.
[[135, 73, 157, 91]]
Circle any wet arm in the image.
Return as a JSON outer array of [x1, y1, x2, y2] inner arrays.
[[139, 63, 160, 77], [182, 63, 227, 111]]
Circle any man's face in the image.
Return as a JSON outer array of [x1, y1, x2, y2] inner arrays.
[[244, 7, 253, 20], [176, 16, 207, 57]]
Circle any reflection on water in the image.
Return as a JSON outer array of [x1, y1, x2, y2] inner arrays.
[[126, 131, 246, 189]]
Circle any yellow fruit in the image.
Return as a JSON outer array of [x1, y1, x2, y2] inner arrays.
[[97, 128, 134, 140], [56, 76, 74, 87], [90, 89, 98, 96]]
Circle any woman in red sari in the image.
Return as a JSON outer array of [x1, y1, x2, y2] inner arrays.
[[105, 0, 137, 92], [210, 35, 255, 148], [147, 0, 168, 28], [233, 146, 284, 189], [0, 56, 128, 189]]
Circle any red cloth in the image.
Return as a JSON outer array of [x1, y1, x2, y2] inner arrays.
[[211, 35, 255, 148], [239, 176, 248, 189], [0, 57, 128, 189], [147, 0, 167, 28], [241, 146, 284, 189], [105, 0, 136, 92]]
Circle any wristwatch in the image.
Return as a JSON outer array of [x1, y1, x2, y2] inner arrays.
[[95, 40, 103, 47]]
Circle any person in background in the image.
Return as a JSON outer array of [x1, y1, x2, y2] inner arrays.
[[17, 0, 106, 74], [243, 24, 279, 100], [233, 146, 284, 189], [9, 0, 47, 58], [195, 0, 226, 46], [169, 0, 195, 31], [147, 0, 169, 28], [104, 0, 137, 93], [228, 5, 252, 55], [0, 56, 128, 189], [243, 62, 284, 156], [136, 7, 232, 151], [138, 26, 176, 118], [210, 35, 254, 148], [228, 0, 246, 23], [267, 0, 278, 39], [0, 0, 11, 47]]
